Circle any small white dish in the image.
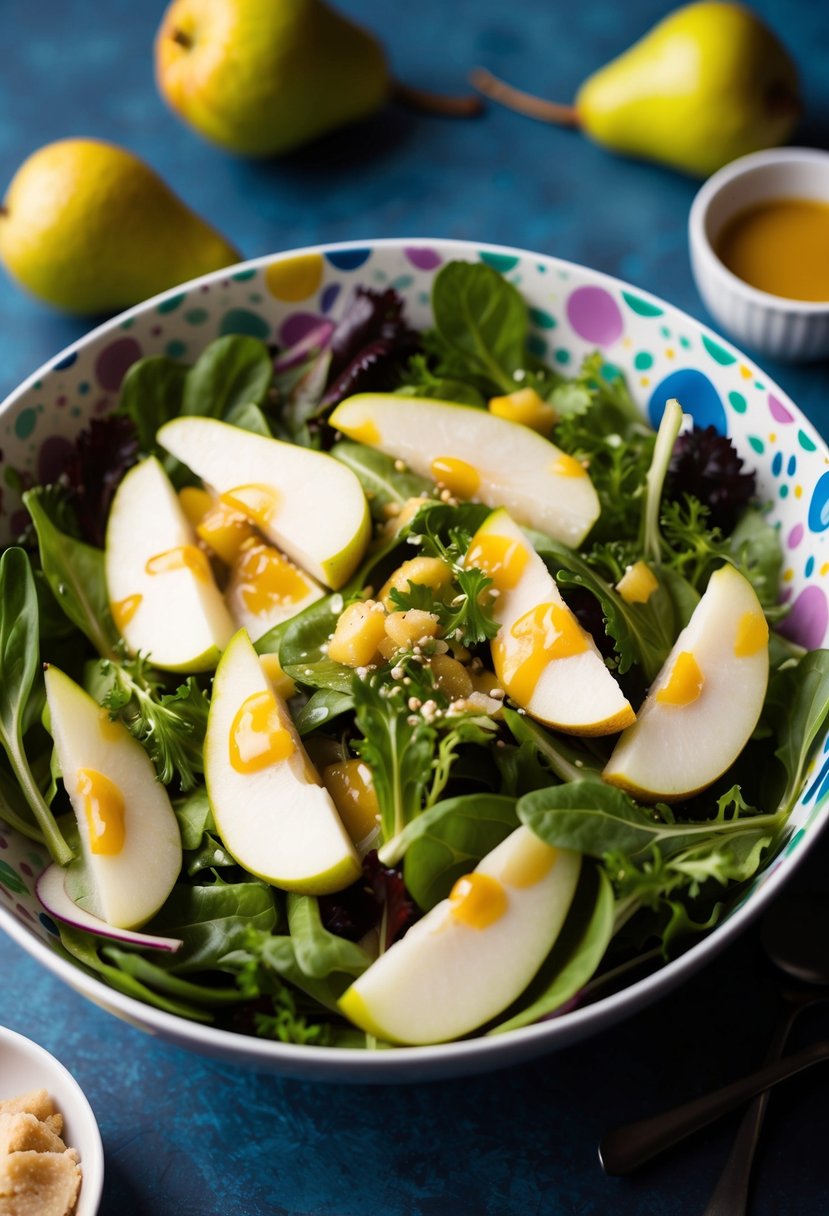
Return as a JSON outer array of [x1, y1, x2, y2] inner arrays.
[[0, 1025, 104, 1215], [689, 147, 829, 361]]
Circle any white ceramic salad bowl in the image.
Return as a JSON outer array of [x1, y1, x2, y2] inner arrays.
[[1, 238, 827, 1083]]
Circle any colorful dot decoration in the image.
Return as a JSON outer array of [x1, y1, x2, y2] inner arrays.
[[0, 238, 827, 939]]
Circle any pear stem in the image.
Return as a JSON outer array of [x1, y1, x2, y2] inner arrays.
[[0, 205, 7, 218], [392, 80, 484, 119], [469, 67, 579, 128]]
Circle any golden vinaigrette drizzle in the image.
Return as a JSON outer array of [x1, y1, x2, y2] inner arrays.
[[76, 768, 126, 856], [229, 690, 295, 774], [716, 198, 829, 301], [465, 533, 528, 592], [551, 452, 587, 479], [449, 871, 508, 929], [734, 610, 769, 657], [495, 601, 588, 704], [145, 545, 210, 581], [111, 594, 142, 632], [220, 484, 281, 530], [234, 542, 312, 616], [656, 651, 704, 706], [430, 455, 481, 499]]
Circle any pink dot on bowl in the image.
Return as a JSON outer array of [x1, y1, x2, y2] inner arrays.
[[404, 247, 442, 271], [566, 286, 623, 346], [768, 394, 794, 424], [787, 523, 804, 550], [95, 337, 142, 393], [777, 584, 829, 649], [279, 312, 326, 346]]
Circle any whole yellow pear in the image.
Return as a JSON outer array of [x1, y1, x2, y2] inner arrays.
[[0, 139, 240, 315], [155, 0, 390, 157], [576, 2, 801, 176]]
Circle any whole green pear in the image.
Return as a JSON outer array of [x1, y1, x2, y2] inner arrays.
[[471, 2, 800, 177], [0, 139, 240, 314], [155, 0, 390, 157], [576, 2, 800, 176]]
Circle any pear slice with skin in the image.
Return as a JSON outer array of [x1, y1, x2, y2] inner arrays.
[[105, 455, 235, 673], [157, 416, 371, 589], [44, 666, 182, 930], [466, 509, 634, 735], [339, 826, 581, 1045], [328, 393, 600, 548], [204, 629, 361, 895], [225, 539, 325, 643], [603, 563, 770, 801]]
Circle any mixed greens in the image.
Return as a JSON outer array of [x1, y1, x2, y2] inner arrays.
[[3, 260, 829, 1048]]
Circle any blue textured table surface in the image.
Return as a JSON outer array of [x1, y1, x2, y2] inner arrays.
[[1, 2, 829, 1213]]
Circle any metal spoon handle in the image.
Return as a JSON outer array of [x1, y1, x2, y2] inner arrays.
[[701, 996, 815, 1216], [599, 1038, 829, 1176]]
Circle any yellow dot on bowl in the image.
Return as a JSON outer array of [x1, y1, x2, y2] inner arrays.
[[639, 376, 650, 387], [740, 364, 753, 379], [821, 562, 829, 576], [769, 432, 777, 443], [622, 337, 633, 348], [794, 484, 803, 499], [265, 254, 324, 302], [665, 348, 675, 359], [783, 568, 794, 582]]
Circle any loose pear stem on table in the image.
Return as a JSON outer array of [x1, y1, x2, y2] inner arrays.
[[392, 80, 484, 118], [469, 67, 579, 127]]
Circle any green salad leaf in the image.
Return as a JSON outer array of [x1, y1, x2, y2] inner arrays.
[[0, 549, 72, 862]]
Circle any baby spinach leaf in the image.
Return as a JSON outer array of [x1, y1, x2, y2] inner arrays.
[[294, 688, 355, 736], [223, 400, 274, 437], [430, 261, 527, 395], [286, 894, 373, 980], [234, 931, 356, 1015], [174, 786, 213, 850], [534, 532, 673, 680], [182, 335, 273, 419], [57, 926, 213, 1022], [728, 508, 784, 611], [271, 594, 353, 693], [401, 793, 518, 911], [488, 864, 614, 1035], [519, 780, 783, 862], [117, 355, 188, 450], [330, 441, 432, 520], [147, 878, 278, 973], [765, 649, 829, 815], [502, 708, 605, 784], [0, 548, 72, 863], [0, 762, 43, 844], [23, 488, 118, 660], [101, 948, 244, 1006]]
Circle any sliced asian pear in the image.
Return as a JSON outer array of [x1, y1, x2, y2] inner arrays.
[[43, 665, 182, 930], [204, 629, 361, 894], [328, 393, 600, 547], [225, 537, 324, 643], [338, 826, 581, 1044], [105, 455, 234, 672], [466, 509, 634, 735], [603, 563, 770, 801], [157, 416, 371, 588]]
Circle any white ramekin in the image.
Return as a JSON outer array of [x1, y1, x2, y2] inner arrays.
[[689, 147, 829, 361]]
